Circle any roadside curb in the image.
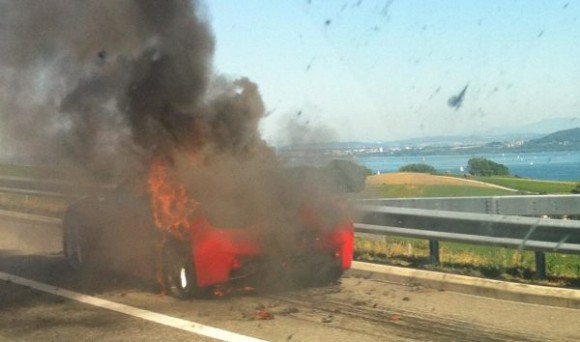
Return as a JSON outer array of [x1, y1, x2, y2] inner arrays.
[[0, 209, 62, 225], [349, 261, 580, 309]]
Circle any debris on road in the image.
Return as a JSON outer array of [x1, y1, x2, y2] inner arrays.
[[255, 310, 274, 320], [278, 306, 299, 315]]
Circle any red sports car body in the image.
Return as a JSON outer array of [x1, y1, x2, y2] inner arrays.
[[63, 179, 354, 298]]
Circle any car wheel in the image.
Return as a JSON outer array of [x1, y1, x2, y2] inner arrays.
[[313, 262, 344, 285], [319, 268, 344, 285], [162, 243, 201, 299]]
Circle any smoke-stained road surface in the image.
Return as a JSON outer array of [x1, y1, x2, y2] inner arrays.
[[1, 217, 580, 341]]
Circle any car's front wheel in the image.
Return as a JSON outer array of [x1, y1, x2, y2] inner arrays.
[[311, 256, 344, 286], [162, 242, 202, 299]]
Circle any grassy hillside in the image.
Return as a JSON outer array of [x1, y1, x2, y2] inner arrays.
[[362, 183, 515, 198], [473, 176, 576, 194], [360, 172, 518, 198]]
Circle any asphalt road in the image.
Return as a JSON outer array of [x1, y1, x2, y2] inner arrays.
[[1, 217, 579, 341]]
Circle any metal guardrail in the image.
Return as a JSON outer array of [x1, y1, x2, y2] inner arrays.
[[354, 195, 580, 216], [355, 206, 580, 254], [353, 195, 580, 278], [0, 186, 83, 199], [0, 175, 114, 199]]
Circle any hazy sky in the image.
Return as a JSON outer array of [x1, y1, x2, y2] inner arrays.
[[207, 0, 580, 144]]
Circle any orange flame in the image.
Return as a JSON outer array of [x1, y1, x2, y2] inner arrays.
[[147, 157, 199, 294], [147, 158, 198, 240]]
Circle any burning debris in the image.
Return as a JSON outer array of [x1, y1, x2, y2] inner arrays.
[[0, 1, 354, 296], [255, 310, 274, 320]]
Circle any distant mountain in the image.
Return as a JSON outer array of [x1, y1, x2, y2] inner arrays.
[[393, 133, 542, 146], [281, 133, 539, 150], [278, 122, 580, 156], [380, 118, 580, 146], [522, 127, 580, 149], [489, 117, 580, 136]]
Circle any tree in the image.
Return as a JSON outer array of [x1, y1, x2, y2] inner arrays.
[[399, 163, 436, 174], [467, 158, 509, 177]]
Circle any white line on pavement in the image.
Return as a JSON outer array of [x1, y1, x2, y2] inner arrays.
[[0, 271, 267, 342]]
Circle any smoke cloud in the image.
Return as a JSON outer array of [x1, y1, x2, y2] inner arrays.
[[0, 0, 268, 178], [282, 116, 338, 147]]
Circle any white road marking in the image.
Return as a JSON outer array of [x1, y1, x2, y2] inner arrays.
[[0, 271, 267, 342]]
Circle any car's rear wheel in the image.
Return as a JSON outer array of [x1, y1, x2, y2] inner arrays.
[[162, 242, 202, 299]]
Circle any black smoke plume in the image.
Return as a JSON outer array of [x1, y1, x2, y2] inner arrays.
[[0, 0, 268, 178]]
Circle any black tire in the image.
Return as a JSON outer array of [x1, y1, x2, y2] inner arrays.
[[313, 261, 344, 286], [320, 267, 344, 284], [162, 242, 202, 299]]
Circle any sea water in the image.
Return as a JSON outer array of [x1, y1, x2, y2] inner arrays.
[[357, 151, 580, 181]]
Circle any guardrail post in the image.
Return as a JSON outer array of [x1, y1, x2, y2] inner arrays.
[[534, 251, 546, 279], [429, 240, 440, 264]]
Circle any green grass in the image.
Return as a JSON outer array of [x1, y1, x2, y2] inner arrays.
[[355, 236, 580, 286], [473, 176, 577, 194], [359, 184, 517, 199]]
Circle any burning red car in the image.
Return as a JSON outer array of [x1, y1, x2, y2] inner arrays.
[[63, 160, 354, 298]]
